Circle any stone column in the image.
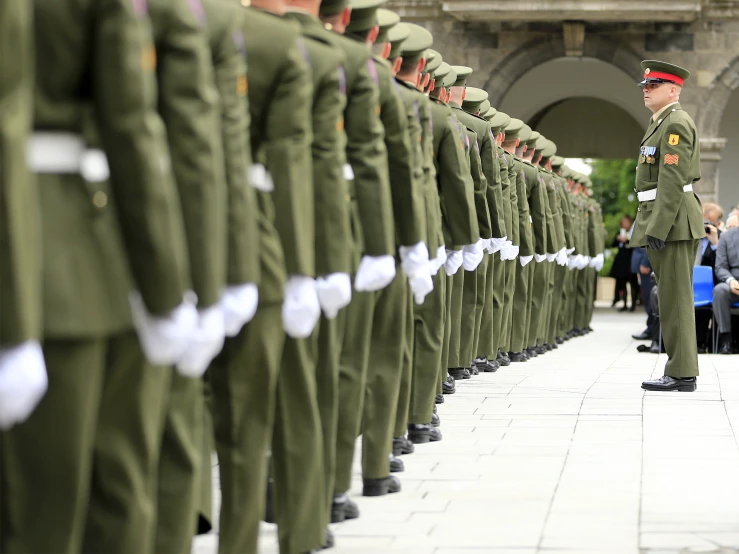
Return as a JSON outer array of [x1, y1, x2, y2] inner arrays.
[[697, 137, 728, 204]]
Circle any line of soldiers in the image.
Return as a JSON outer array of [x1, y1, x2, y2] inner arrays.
[[0, 0, 605, 553]]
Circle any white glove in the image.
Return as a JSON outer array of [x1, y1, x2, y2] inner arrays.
[[567, 256, 578, 270], [546, 253, 556, 263], [282, 276, 321, 338], [435, 245, 447, 271], [578, 255, 590, 270], [444, 250, 464, 275], [355, 255, 396, 292], [316, 273, 352, 319], [566, 247, 576, 255], [130, 291, 198, 366], [486, 237, 504, 254], [556, 248, 568, 266], [176, 304, 226, 378], [520, 255, 534, 267], [592, 253, 605, 271], [588, 256, 598, 268], [399, 242, 430, 276], [0, 341, 48, 430], [534, 253, 547, 263], [222, 283, 259, 337], [462, 239, 485, 271], [409, 270, 434, 305], [499, 240, 514, 261], [509, 245, 520, 260]]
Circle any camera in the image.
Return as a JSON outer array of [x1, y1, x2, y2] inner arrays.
[[705, 220, 713, 234]]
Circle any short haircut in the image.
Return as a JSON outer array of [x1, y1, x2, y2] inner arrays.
[[703, 202, 724, 222]]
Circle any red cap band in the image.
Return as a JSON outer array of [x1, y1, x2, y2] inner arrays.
[[644, 70, 684, 86]]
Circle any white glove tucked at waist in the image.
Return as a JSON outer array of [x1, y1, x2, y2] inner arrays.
[[534, 253, 547, 263], [520, 255, 534, 267], [508, 245, 520, 261], [444, 250, 464, 275], [409, 270, 434, 305], [578, 255, 591, 270], [567, 255, 578, 270], [282, 276, 321, 338], [177, 303, 226, 378], [222, 283, 259, 337], [400, 242, 429, 277], [130, 291, 198, 366], [0, 341, 48, 430], [546, 253, 556, 263], [355, 255, 396, 292], [592, 253, 605, 271], [462, 239, 485, 271], [566, 247, 576, 255], [487, 236, 507, 255], [556, 248, 568, 266], [316, 273, 352, 319]]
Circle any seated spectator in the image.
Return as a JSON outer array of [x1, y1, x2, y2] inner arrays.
[[714, 226, 739, 354], [696, 203, 724, 351], [727, 213, 739, 230]]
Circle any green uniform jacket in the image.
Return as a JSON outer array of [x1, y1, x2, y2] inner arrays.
[[556, 176, 574, 250], [318, 30, 395, 258], [540, 169, 563, 254], [203, 0, 260, 287], [150, 0, 226, 309], [372, 56, 426, 249], [497, 147, 513, 248], [512, 157, 534, 257], [502, 152, 519, 247], [33, 0, 190, 337], [428, 99, 478, 248], [631, 103, 703, 246], [241, 7, 314, 301], [417, 93, 443, 253], [286, 11, 353, 276], [0, 0, 40, 345], [521, 160, 547, 255]]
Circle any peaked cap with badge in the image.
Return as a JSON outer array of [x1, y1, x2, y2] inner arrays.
[[450, 65, 472, 87], [461, 87, 488, 114], [483, 106, 497, 121], [386, 19, 410, 59], [375, 8, 399, 43], [441, 65, 457, 89], [638, 60, 691, 87], [504, 117, 525, 140], [346, 0, 387, 33], [489, 111, 510, 133], [424, 49, 442, 75], [397, 23, 433, 63]]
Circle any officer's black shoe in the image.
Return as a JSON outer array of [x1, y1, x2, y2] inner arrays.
[[540, 344, 550, 353], [321, 528, 335, 550], [429, 426, 442, 441], [719, 333, 733, 355], [477, 358, 499, 372], [393, 436, 415, 456], [442, 379, 456, 395], [534, 345, 546, 355], [389, 453, 405, 473], [331, 494, 360, 523], [470, 364, 479, 376], [435, 393, 445, 404], [641, 375, 697, 392], [431, 412, 440, 427], [556, 336, 564, 345], [433, 404, 437, 414], [632, 329, 651, 340], [408, 423, 431, 444], [649, 340, 665, 354], [362, 475, 401, 497], [586, 326, 594, 333], [448, 367, 466, 380], [548, 342, 558, 350], [636, 344, 652, 353], [496, 351, 511, 366], [462, 368, 472, 379], [509, 351, 527, 363], [526, 347, 538, 358]]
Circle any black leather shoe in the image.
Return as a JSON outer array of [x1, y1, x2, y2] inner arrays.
[[389, 453, 405, 473], [632, 329, 651, 340], [636, 344, 652, 353], [586, 326, 594, 333], [431, 412, 440, 427], [392, 436, 414, 456], [435, 393, 445, 404], [556, 336, 564, 345], [462, 368, 471, 379], [408, 423, 431, 444], [442, 379, 455, 395], [649, 340, 665, 354], [321, 528, 335, 550], [448, 367, 465, 380], [331, 494, 359, 523], [363, 475, 401, 497], [429, 426, 442, 441], [477, 358, 499, 372], [544, 343, 554, 351], [433, 404, 437, 414], [536, 344, 547, 355], [470, 364, 479, 376], [719, 334, 733, 355], [509, 351, 527, 363], [497, 351, 511, 366], [526, 347, 538, 358], [641, 375, 697, 392]]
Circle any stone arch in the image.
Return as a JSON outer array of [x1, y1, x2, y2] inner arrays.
[[482, 34, 645, 109], [696, 55, 739, 138]]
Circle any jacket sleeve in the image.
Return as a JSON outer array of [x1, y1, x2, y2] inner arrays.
[[94, 0, 189, 315], [265, 36, 315, 277], [153, 0, 225, 308], [468, 130, 491, 240], [516, 168, 534, 255], [647, 119, 696, 241], [481, 132, 506, 239], [506, 157, 520, 246], [715, 233, 733, 283], [528, 177, 547, 254]]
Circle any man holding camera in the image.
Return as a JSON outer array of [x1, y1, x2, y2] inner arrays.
[[714, 226, 739, 354]]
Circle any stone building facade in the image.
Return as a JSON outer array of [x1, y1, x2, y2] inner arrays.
[[389, 0, 739, 208]]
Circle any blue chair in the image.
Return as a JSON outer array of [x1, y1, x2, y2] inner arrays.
[[658, 266, 715, 353]]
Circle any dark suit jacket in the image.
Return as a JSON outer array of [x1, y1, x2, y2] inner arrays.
[[716, 228, 739, 284]]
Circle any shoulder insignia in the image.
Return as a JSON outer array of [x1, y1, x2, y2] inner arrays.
[[668, 134, 680, 146], [143, 45, 157, 71], [336, 118, 344, 132], [131, 0, 148, 17], [664, 153, 679, 165], [187, 0, 207, 27], [237, 75, 248, 96]]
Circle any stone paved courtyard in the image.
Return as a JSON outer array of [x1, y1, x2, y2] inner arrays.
[[193, 307, 739, 554]]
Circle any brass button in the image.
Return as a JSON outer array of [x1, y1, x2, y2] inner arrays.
[[93, 191, 108, 209], [324, 22, 333, 30], [241, 0, 250, 6]]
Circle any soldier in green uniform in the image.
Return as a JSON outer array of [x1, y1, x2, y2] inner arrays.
[[3, 0, 195, 551], [0, 0, 46, 435], [209, 3, 320, 552]]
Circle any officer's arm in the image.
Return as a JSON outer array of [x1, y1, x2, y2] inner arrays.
[[312, 62, 353, 276], [438, 117, 479, 246], [481, 135, 506, 239], [587, 206, 597, 255], [468, 131, 492, 240], [265, 37, 315, 277], [205, 2, 261, 287], [559, 184, 574, 250], [94, 0, 188, 315], [344, 57, 395, 256], [516, 170, 534, 254], [647, 119, 694, 241], [506, 158, 520, 246], [155, 0, 226, 309], [549, 185, 565, 251], [528, 176, 547, 254]]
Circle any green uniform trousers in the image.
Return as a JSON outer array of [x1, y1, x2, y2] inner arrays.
[[490, 253, 507, 358], [527, 260, 550, 349], [574, 268, 590, 330], [501, 258, 517, 352], [0, 331, 168, 554], [363, 274, 409, 479], [447, 270, 465, 368], [438, 273, 454, 391], [153, 374, 204, 554], [394, 288, 415, 439], [334, 290, 376, 495], [459, 265, 481, 367], [564, 267, 577, 334], [472, 257, 489, 361], [510, 260, 533, 354], [272, 335, 325, 554], [477, 255, 496, 360], [409, 270, 446, 425], [210, 303, 285, 554], [197, 377, 215, 534], [648, 240, 700, 378], [547, 263, 568, 345]]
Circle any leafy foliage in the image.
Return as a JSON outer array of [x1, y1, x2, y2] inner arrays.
[[588, 158, 639, 239]]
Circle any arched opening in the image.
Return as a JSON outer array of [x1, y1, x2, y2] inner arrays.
[[717, 87, 739, 212]]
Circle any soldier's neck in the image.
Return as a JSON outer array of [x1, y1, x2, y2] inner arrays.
[[651, 101, 679, 121]]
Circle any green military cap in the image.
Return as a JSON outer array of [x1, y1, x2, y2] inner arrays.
[[450, 66, 472, 87], [479, 99, 491, 114], [346, 0, 386, 33], [551, 156, 566, 169], [461, 87, 488, 114], [540, 140, 557, 160], [483, 107, 497, 121], [638, 59, 690, 87], [518, 123, 532, 144], [535, 134, 548, 152], [386, 20, 411, 59], [441, 66, 457, 89], [525, 130, 540, 149], [489, 111, 511, 133], [504, 117, 525, 140], [434, 62, 451, 82], [398, 23, 433, 64], [375, 8, 399, 44], [424, 50, 442, 75], [320, 0, 349, 17]]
